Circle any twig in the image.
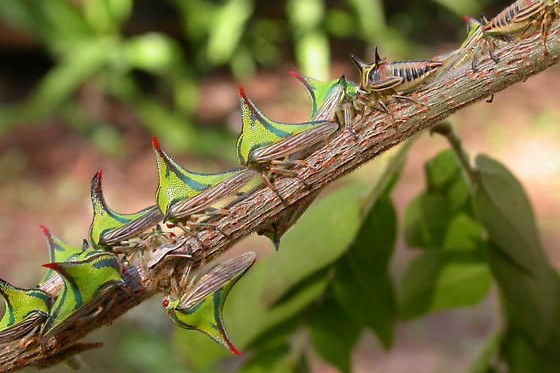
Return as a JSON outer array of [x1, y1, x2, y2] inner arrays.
[[1, 14, 559, 372]]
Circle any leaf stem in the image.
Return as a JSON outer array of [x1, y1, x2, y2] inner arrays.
[[431, 122, 478, 184]]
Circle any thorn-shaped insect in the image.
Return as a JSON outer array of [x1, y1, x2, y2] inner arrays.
[[436, 17, 486, 73], [289, 71, 360, 124], [41, 250, 126, 338], [237, 87, 339, 201], [89, 170, 163, 249], [351, 48, 443, 124], [0, 280, 50, 344], [152, 137, 256, 225], [163, 251, 256, 355], [482, 0, 559, 57], [39, 226, 84, 284]]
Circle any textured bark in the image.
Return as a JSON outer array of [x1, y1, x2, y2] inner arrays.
[[1, 13, 559, 372]]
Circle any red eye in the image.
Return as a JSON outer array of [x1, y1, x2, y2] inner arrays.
[[166, 223, 175, 229], [162, 299, 169, 308]]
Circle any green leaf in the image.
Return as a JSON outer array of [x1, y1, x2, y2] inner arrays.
[[501, 329, 560, 373], [443, 214, 485, 251], [399, 251, 492, 319], [473, 155, 558, 345], [425, 149, 463, 191], [404, 193, 454, 249], [309, 298, 361, 373], [473, 155, 546, 271], [261, 182, 368, 307], [332, 197, 397, 347], [488, 245, 558, 348], [226, 260, 328, 349], [424, 149, 470, 209], [405, 149, 476, 250]]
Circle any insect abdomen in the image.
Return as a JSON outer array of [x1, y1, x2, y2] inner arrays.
[[387, 61, 443, 92], [484, 0, 542, 35]]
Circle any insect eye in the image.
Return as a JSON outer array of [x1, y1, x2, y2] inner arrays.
[[162, 299, 169, 308]]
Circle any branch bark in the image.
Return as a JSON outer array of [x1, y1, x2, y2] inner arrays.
[[1, 14, 560, 372]]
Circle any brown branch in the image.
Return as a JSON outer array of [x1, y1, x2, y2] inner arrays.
[[1, 15, 560, 372]]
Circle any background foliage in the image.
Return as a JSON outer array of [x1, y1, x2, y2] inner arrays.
[[0, 0, 558, 372]]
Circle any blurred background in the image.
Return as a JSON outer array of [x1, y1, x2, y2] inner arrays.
[[0, 0, 558, 372]]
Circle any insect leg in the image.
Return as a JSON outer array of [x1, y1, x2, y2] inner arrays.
[[261, 172, 286, 204], [187, 220, 230, 238], [488, 39, 500, 63], [540, 11, 553, 55], [268, 166, 311, 189], [393, 94, 426, 107], [176, 224, 205, 249], [336, 102, 358, 138], [375, 99, 396, 128]]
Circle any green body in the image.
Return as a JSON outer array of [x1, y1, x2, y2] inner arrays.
[[290, 72, 359, 120], [0, 280, 50, 335], [42, 250, 125, 337], [89, 170, 162, 248], [153, 137, 251, 220], [438, 17, 484, 73], [236, 87, 338, 166], [164, 252, 256, 354], [39, 226, 83, 284]]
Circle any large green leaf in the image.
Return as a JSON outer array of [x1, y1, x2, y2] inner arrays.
[[399, 250, 492, 319], [261, 182, 368, 307], [488, 245, 558, 347], [501, 329, 560, 373], [405, 193, 455, 249], [473, 155, 547, 271], [405, 149, 475, 250], [226, 260, 328, 349], [309, 297, 362, 373], [473, 155, 558, 345], [332, 197, 397, 348]]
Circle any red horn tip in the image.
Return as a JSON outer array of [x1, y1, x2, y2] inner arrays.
[[152, 137, 161, 152], [39, 225, 50, 236], [239, 86, 248, 100]]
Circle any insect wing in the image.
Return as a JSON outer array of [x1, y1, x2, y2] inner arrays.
[[0, 312, 46, 344], [367, 76, 405, 91], [169, 169, 257, 219], [102, 205, 163, 245], [313, 84, 346, 121], [513, 1, 545, 22], [179, 252, 256, 311], [250, 121, 338, 164]]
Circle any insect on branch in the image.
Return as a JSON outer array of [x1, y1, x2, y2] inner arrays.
[[0, 4, 559, 371]]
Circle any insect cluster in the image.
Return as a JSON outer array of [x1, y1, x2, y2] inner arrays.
[[0, 0, 557, 364]]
